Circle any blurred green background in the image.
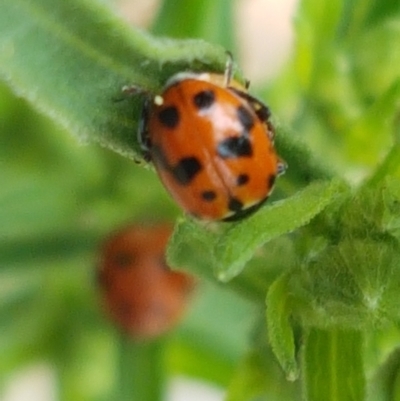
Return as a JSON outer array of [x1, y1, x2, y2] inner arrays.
[[1, 0, 400, 400], [0, 1, 286, 400]]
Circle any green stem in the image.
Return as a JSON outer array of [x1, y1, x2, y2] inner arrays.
[[303, 328, 365, 401], [117, 334, 166, 401]]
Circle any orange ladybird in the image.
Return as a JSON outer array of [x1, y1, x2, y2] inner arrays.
[[129, 55, 286, 221], [97, 224, 195, 340]]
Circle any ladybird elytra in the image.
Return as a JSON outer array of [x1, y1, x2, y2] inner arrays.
[[97, 224, 195, 340], [134, 56, 286, 221]]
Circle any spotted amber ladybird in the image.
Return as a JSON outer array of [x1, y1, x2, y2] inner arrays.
[[127, 56, 286, 221], [97, 224, 195, 340]]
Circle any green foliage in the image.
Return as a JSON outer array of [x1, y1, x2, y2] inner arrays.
[[303, 329, 365, 401], [1, 0, 400, 400], [266, 273, 298, 381], [0, 0, 230, 159], [169, 179, 347, 283]]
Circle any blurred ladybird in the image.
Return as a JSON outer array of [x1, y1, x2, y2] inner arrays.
[[97, 223, 195, 340], [124, 54, 286, 221]]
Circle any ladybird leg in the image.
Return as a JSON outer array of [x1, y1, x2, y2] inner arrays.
[[137, 98, 152, 161], [231, 89, 272, 121], [224, 52, 252, 92], [265, 120, 276, 141], [113, 85, 147, 102], [254, 102, 271, 123], [224, 51, 235, 87], [248, 98, 275, 141], [252, 102, 275, 141], [277, 159, 287, 176], [121, 85, 149, 97], [120, 85, 153, 161]]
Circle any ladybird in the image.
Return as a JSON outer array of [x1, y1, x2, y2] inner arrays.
[[97, 224, 195, 340], [126, 55, 286, 221]]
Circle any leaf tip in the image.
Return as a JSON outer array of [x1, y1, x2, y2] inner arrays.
[[286, 367, 300, 382]]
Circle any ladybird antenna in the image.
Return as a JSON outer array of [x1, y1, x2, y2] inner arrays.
[[224, 51, 234, 87]]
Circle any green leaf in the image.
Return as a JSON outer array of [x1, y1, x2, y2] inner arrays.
[[266, 273, 299, 380], [56, 330, 116, 401], [168, 220, 297, 301], [339, 0, 376, 38], [339, 178, 400, 240], [0, 231, 98, 271], [352, 22, 400, 100], [0, 172, 78, 241], [368, 347, 400, 401], [0, 0, 228, 159], [364, 0, 400, 29], [274, 125, 335, 190], [168, 282, 255, 385], [214, 179, 347, 282], [168, 180, 347, 285], [382, 178, 400, 239], [225, 349, 298, 401], [333, 0, 400, 44], [364, 104, 400, 185], [294, 0, 343, 90], [343, 79, 400, 166], [225, 351, 270, 401], [152, 0, 236, 51], [226, 319, 299, 401], [303, 328, 365, 401], [294, 239, 400, 327], [297, 0, 343, 44], [167, 217, 219, 281], [366, 144, 400, 187]]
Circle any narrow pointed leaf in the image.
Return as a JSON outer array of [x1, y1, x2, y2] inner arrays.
[[214, 179, 347, 282], [266, 273, 299, 380], [166, 218, 219, 281], [368, 347, 400, 401]]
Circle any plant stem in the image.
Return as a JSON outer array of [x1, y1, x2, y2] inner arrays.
[[302, 328, 365, 401], [117, 333, 166, 401]]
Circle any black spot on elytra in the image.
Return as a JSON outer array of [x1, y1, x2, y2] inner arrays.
[[151, 147, 202, 185], [223, 197, 269, 222], [217, 136, 253, 159], [266, 120, 275, 139], [236, 174, 249, 186], [118, 301, 133, 318], [113, 251, 135, 269], [228, 197, 244, 212], [201, 190, 217, 202], [193, 90, 215, 110], [171, 157, 202, 185], [267, 174, 276, 190], [158, 106, 179, 128], [237, 105, 254, 132]]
